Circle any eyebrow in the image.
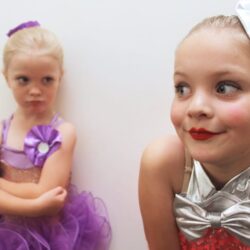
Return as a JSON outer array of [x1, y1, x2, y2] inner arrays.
[[174, 69, 237, 78], [174, 71, 186, 77]]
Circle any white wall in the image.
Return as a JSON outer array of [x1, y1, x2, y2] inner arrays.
[[0, 1, 237, 249]]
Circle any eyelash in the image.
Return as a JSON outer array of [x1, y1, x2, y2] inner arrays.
[[215, 81, 241, 95], [174, 83, 190, 97], [174, 80, 241, 97], [15, 76, 54, 86], [42, 77, 54, 85], [16, 76, 29, 86]]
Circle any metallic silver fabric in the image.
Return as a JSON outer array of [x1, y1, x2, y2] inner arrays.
[[174, 161, 250, 246]]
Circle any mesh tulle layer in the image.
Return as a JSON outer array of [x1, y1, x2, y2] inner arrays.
[[179, 228, 250, 250], [0, 185, 111, 250]]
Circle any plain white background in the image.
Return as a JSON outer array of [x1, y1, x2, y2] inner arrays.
[[0, 1, 237, 249]]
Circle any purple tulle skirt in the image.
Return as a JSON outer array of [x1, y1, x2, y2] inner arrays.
[[0, 185, 111, 250]]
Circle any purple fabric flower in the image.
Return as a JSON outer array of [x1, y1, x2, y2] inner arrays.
[[24, 125, 62, 167], [7, 21, 40, 37]]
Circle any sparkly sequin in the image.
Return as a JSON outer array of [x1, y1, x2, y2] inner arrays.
[[1, 163, 40, 183], [179, 228, 250, 250], [175, 160, 250, 248]]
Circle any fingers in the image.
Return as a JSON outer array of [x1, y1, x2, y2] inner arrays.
[[50, 186, 65, 194], [53, 186, 64, 193], [58, 189, 67, 200], [52, 186, 67, 201]]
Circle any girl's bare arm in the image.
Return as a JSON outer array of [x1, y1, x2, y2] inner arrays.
[[139, 135, 185, 250], [0, 122, 76, 199], [0, 186, 66, 217]]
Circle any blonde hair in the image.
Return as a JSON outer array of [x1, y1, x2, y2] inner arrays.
[[182, 15, 249, 44], [3, 26, 63, 73]]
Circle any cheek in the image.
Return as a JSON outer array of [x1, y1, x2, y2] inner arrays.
[[220, 104, 250, 126], [13, 91, 23, 101], [47, 88, 57, 99], [170, 101, 183, 128]]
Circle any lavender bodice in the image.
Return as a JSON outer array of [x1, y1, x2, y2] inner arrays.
[[0, 114, 63, 170]]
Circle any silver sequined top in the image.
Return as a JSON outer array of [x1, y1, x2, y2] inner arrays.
[[174, 160, 250, 246]]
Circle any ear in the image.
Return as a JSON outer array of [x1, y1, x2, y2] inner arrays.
[[2, 69, 7, 81], [2, 69, 11, 87], [59, 69, 64, 81]]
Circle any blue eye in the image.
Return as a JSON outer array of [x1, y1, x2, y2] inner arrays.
[[175, 83, 191, 97], [16, 76, 29, 86], [216, 81, 241, 95]]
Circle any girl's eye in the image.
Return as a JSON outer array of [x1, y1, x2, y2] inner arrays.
[[216, 81, 241, 95], [16, 76, 29, 86], [175, 83, 191, 97], [42, 76, 54, 85]]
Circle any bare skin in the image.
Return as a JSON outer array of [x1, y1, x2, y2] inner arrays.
[[139, 26, 250, 249], [0, 186, 67, 217], [139, 135, 185, 250], [0, 53, 76, 199], [0, 53, 71, 216], [0, 121, 76, 199]]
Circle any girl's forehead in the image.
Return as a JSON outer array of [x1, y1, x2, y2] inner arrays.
[[6, 53, 61, 74], [174, 30, 250, 77], [10, 52, 59, 65], [176, 29, 250, 59]]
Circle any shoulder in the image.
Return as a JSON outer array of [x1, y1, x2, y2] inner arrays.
[[140, 134, 185, 193], [57, 122, 77, 149], [139, 134, 185, 248]]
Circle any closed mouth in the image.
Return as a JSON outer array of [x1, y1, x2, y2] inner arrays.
[[28, 100, 44, 105], [189, 128, 222, 140]]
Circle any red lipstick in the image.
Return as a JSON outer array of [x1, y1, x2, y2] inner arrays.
[[189, 128, 221, 140]]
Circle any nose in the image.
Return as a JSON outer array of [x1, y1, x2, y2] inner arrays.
[[29, 84, 42, 97], [187, 91, 213, 119]]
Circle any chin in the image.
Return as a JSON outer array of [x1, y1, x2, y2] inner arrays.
[[187, 148, 220, 163]]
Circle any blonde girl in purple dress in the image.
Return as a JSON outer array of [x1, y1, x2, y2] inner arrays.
[[0, 21, 111, 249]]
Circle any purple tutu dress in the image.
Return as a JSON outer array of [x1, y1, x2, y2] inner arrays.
[[0, 114, 111, 250]]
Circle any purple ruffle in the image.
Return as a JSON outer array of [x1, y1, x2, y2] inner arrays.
[[0, 185, 111, 250], [24, 125, 62, 167]]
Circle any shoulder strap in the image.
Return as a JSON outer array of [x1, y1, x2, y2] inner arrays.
[[1, 116, 12, 145], [181, 149, 193, 193], [50, 113, 64, 128], [0, 121, 2, 145]]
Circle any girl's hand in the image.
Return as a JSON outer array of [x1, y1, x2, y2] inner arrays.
[[0, 122, 76, 199], [36, 186, 67, 216]]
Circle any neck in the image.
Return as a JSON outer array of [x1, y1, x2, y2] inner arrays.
[[201, 157, 250, 189], [14, 108, 56, 127]]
